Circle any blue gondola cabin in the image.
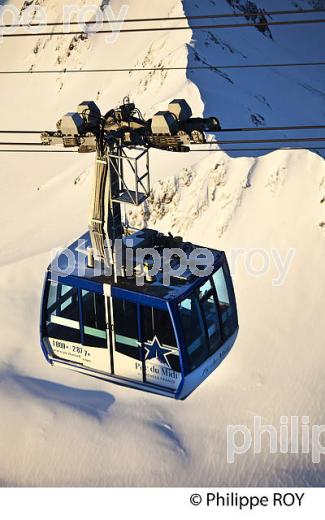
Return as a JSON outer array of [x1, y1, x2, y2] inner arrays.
[[40, 228, 238, 399]]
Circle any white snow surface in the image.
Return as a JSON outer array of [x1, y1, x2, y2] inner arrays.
[[0, 0, 325, 486]]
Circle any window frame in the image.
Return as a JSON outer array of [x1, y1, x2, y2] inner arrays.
[[112, 296, 142, 362], [45, 281, 81, 344], [211, 263, 238, 341], [81, 289, 108, 348], [140, 304, 181, 376], [177, 265, 237, 373], [45, 281, 110, 349], [178, 289, 210, 373], [198, 287, 223, 355]]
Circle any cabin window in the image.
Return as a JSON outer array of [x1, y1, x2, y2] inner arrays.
[[213, 268, 230, 306], [199, 288, 222, 354], [141, 307, 180, 372], [198, 278, 213, 300], [113, 298, 141, 361], [81, 290, 107, 348], [179, 294, 209, 371], [213, 267, 237, 339], [179, 278, 223, 371], [45, 282, 80, 343]]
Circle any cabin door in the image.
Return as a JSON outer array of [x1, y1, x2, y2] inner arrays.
[[106, 292, 144, 382], [79, 289, 111, 372]]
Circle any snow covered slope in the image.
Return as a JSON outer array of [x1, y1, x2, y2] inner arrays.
[[184, 0, 325, 138], [0, 0, 324, 486]]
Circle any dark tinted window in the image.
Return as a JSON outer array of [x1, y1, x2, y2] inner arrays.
[[213, 267, 238, 338], [200, 291, 222, 354], [198, 279, 213, 300], [142, 307, 180, 372], [179, 294, 208, 371], [113, 298, 140, 360], [45, 282, 80, 343], [81, 290, 107, 348]]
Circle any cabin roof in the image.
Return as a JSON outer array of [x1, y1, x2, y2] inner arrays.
[[48, 228, 224, 302]]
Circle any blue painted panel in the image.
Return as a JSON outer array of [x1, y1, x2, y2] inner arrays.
[[112, 285, 169, 310]]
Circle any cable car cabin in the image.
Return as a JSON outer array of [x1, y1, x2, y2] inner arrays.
[[40, 228, 238, 400]]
